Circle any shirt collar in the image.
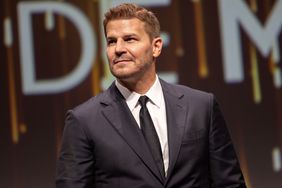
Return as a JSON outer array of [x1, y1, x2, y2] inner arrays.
[[145, 76, 162, 108], [115, 76, 163, 111]]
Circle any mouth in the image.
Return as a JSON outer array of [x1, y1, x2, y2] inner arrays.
[[113, 59, 132, 64]]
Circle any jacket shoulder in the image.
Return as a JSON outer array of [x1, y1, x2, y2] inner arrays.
[[161, 80, 213, 102], [70, 89, 111, 117]]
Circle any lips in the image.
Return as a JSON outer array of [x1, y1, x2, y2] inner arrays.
[[113, 58, 132, 64]]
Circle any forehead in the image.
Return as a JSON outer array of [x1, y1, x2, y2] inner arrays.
[[106, 18, 147, 37]]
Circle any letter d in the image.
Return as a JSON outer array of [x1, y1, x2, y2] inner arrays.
[[17, 2, 96, 95]]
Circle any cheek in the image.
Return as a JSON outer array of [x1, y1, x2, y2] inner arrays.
[[132, 46, 152, 59], [140, 48, 153, 61], [106, 49, 113, 61]]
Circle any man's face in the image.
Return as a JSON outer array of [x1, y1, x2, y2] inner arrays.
[[106, 18, 162, 83]]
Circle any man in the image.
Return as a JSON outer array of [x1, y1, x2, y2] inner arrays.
[[56, 3, 246, 188]]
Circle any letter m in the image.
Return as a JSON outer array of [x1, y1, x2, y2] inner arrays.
[[218, 0, 282, 83]]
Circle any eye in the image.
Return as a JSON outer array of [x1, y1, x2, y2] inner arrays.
[[107, 39, 116, 46], [125, 37, 136, 43]]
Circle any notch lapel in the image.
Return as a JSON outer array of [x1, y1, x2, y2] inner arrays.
[[161, 81, 187, 183], [100, 84, 165, 183]]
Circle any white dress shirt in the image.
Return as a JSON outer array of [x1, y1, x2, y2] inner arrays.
[[115, 76, 169, 176]]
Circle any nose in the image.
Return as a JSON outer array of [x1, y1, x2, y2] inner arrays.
[[115, 39, 126, 55]]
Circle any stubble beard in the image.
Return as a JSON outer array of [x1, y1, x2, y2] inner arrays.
[[111, 61, 155, 85]]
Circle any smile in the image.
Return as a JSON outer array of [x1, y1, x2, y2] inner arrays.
[[114, 59, 132, 64]]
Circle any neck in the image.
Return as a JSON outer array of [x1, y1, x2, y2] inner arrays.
[[118, 74, 156, 94]]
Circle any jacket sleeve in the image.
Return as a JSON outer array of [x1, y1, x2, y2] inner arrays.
[[208, 96, 247, 188], [56, 110, 94, 188]]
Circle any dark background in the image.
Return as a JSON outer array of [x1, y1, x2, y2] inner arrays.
[[1, 0, 282, 187]]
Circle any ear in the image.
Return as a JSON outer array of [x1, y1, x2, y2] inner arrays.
[[152, 37, 163, 58]]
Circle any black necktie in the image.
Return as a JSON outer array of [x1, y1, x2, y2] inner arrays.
[[139, 96, 165, 177]]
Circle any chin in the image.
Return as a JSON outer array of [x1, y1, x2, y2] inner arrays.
[[111, 69, 137, 79], [114, 73, 134, 80], [114, 72, 140, 82]]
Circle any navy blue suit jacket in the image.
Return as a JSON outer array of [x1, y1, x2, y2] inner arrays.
[[56, 79, 246, 188]]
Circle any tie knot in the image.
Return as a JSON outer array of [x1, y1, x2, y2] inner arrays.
[[139, 95, 149, 107]]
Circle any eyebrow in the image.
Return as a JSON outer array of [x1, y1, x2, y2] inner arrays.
[[124, 34, 138, 37], [107, 33, 139, 40], [106, 36, 116, 41]]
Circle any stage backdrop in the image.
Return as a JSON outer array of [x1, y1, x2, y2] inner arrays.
[[1, 0, 282, 187]]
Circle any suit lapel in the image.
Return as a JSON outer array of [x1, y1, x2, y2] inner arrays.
[[160, 81, 187, 182], [100, 84, 165, 183]]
